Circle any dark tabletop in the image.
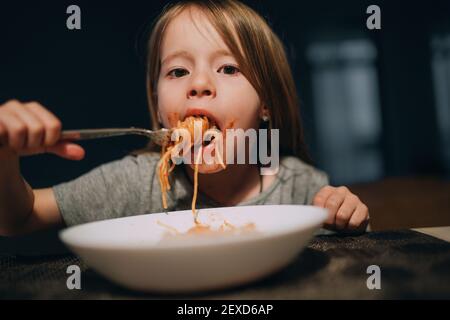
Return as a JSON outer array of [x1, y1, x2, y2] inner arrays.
[[1, 229, 449, 299]]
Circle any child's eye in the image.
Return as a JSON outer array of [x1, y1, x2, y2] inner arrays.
[[218, 65, 240, 75], [168, 68, 189, 78]]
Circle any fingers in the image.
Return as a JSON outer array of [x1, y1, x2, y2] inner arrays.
[[312, 185, 334, 207], [46, 142, 85, 160], [314, 185, 369, 232], [26, 102, 62, 146], [9, 104, 45, 150], [314, 186, 349, 226], [325, 186, 349, 226], [313, 186, 335, 227], [0, 108, 27, 150], [347, 203, 370, 231], [335, 193, 360, 230], [0, 121, 6, 145], [0, 100, 83, 160]]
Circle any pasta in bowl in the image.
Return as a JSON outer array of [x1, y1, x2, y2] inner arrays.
[[59, 205, 327, 293]]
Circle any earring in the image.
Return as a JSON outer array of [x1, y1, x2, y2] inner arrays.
[[157, 110, 163, 124], [261, 114, 270, 122]]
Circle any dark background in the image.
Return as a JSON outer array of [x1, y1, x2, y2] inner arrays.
[[1, 0, 449, 191], [1, 0, 449, 289]]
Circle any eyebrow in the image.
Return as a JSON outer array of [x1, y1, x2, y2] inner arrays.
[[161, 49, 234, 65]]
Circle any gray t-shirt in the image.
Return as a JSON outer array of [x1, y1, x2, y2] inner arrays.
[[53, 152, 329, 227]]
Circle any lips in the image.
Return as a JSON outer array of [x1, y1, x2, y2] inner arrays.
[[184, 108, 222, 131], [179, 109, 227, 171]]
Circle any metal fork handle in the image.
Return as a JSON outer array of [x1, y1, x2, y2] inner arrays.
[[60, 128, 171, 146], [60, 128, 153, 140]]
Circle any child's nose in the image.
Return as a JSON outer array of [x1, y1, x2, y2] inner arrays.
[[188, 88, 214, 98], [187, 74, 216, 99]]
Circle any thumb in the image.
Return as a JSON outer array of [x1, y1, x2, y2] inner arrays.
[[46, 142, 85, 160]]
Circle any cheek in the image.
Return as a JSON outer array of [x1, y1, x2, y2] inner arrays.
[[157, 80, 185, 127], [166, 112, 180, 127], [218, 81, 261, 163], [221, 80, 260, 130]]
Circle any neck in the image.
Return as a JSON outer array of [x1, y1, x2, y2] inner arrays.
[[183, 163, 261, 206]]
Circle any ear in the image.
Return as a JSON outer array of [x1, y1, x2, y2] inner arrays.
[[259, 105, 270, 121]]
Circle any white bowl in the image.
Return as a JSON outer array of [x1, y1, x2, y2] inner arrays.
[[59, 205, 327, 293]]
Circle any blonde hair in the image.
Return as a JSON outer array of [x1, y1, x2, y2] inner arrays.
[[144, 0, 311, 163]]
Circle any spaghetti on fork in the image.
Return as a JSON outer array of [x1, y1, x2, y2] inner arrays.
[[158, 116, 226, 223]]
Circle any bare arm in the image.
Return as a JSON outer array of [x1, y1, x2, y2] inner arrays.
[[0, 148, 35, 235], [15, 188, 62, 235], [0, 185, 62, 236], [0, 100, 84, 236]]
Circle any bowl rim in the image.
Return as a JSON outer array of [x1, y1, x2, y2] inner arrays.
[[59, 204, 328, 251]]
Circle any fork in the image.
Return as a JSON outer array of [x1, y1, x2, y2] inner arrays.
[[61, 127, 172, 146]]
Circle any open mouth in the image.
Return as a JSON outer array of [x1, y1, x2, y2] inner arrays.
[[184, 109, 222, 131], [194, 116, 217, 147], [202, 117, 219, 147], [181, 111, 222, 148]]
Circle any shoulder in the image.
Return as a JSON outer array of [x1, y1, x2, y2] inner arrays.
[[53, 151, 164, 226], [56, 151, 162, 191], [280, 156, 329, 204], [118, 151, 161, 166], [280, 156, 328, 181], [99, 151, 160, 174]]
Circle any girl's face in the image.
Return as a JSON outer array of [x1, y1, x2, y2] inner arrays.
[[157, 7, 262, 173]]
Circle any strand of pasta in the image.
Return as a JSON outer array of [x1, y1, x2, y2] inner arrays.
[[215, 139, 226, 169], [192, 148, 202, 224], [158, 116, 227, 224], [158, 145, 174, 209]]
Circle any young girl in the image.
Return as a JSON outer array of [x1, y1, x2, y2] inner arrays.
[[0, 0, 369, 236]]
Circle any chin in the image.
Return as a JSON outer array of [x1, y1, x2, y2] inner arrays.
[[189, 162, 226, 174]]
